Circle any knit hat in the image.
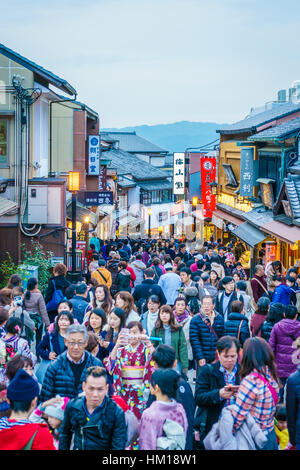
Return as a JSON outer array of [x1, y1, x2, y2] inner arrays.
[[7, 369, 39, 402], [44, 397, 70, 422], [164, 263, 173, 271]]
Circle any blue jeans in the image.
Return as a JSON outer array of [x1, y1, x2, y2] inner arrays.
[[257, 429, 278, 450]]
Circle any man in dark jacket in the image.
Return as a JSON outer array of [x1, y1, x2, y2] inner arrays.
[[215, 276, 237, 322], [146, 344, 195, 451], [194, 336, 240, 448], [286, 365, 300, 450], [189, 295, 224, 370], [133, 268, 167, 305], [40, 324, 103, 402], [224, 300, 250, 347], [70, 283, 91, 324], [59, 366, 126, 450]]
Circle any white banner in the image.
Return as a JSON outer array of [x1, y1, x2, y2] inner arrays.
[[173, 152, 185, 194]]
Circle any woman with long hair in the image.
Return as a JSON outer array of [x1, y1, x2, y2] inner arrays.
[[209, 270, 220, 289], [231, 337, 281, 450], [151, 305, 188, 375], [250, 296, 270, 337], [104, 320, 155, 420], [92, 284, 114, 317], [44, 263, 71, 322], [105, 307, 127, 347], [115, 291, 139, 325], [6, 275, 22, 290], [173, 297, 193, 369], [0, 289, 13, 309], [87, 308, 113, 361]]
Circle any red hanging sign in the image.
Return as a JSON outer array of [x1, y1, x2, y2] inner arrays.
[[200, 156, 216, 218]]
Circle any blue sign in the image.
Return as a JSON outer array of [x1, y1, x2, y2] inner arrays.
[[83, 191, 113, 206], [240, 148, 254, 197]]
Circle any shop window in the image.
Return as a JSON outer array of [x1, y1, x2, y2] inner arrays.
[[0, 119, 8, 166]]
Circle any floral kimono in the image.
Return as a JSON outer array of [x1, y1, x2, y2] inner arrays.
[[104, 342, 155, 419]]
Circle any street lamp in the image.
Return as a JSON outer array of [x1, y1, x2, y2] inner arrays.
[[192, 197, 198, 236], [209, 180, 218, 195], [68, 171, 80, 276], [148, 207, 151, 239]]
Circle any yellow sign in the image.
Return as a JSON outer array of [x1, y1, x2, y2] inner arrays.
[[217, 193, 252, 212]]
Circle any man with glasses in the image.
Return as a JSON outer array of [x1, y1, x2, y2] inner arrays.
[[59, 366, 127, 450], [40, 325, 103, 402]]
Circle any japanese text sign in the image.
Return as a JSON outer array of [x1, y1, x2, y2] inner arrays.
[[200, 156, 216, 218], [173, 152, 185, 195], [88, 135, 100, 176], [240, 148, 254, 197]]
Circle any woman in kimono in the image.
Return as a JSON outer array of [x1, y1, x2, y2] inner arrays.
[[103, 321, 155, 420]]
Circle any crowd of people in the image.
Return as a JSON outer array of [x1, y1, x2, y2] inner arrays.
[[0, 235, 300, 451]]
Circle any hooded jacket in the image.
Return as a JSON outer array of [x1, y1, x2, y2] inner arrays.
[[269, 319, 300, 378], [0, 419, 55, 450], [271, 284, 292, 306], [131, 260, 146, 286], [116, 269, 132, 293]]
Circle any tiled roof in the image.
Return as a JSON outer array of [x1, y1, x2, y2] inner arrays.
[[101, 131, 167, 154], [285, 175, 300, 219], [102, 147, 169, 181], [0, 43, 76, 96], [247, 116, 300, 141], [217, 101, 300, 134]]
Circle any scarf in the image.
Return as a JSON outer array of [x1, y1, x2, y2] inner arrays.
[[173, 309, 189, 323]]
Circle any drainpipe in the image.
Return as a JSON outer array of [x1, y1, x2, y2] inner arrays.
[[274, 139, 295, 181]]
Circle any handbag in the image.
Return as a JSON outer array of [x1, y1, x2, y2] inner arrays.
[[35, 335, 54, 384], [46, 280, 64, 312], [250, 278, 270, 311], [251, 372, 279, 406]]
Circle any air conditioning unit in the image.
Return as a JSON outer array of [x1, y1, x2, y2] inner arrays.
[[27, 185, 63, 225]]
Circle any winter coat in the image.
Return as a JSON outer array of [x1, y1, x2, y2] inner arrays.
[[59, 396, 127, 450], [130, 260, 146, 286], [198, 283, 218, 302], [195, 361, 240, 437], [133, 279, 167, 305], [70, 295, 91, 324], [189, 312, 224, 362], [250, 275, 268, 304], [269, 319, 300, 378], [236, 291, 253, 320], [140, 310, 159, 335], [250, 313, 267, 337], [150, 326, 189, 370], [0, 419, 55, 450], [44, 275, 71, 307], [107, 259, 119, 294], [224, 312, 250, 347], [203, 405, 267, 450], [23, 292, 50, 327], [116, 269, 132, 293], [286, 365, 300, 447], [91, 267, 112, 289], [11, 305, 35, 337], [261, 320, 275, 342], [40, 351, 103, 402], [36, 331, 67, 360], [215, 291, 238, 321], [271, 284, 292, 306], [175, 313, 193, 361], [211, 262, 225, 280], [158, 272, 182, 305]]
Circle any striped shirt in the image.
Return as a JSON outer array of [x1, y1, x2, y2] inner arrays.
[[231, 368, 279, 434]]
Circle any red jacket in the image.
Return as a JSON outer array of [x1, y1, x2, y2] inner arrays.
[[0, 420, 56, 450], [126, 265, 136, 288]]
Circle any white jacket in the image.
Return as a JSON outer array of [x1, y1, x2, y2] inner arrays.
[[203, 405, 267, 450]]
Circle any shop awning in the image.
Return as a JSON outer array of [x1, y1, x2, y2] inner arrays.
[[0, 196, 18, 216], [66, 200, 98, 226], [231, 222, 266, 247], [212, 209, 244, 227], [261, 220, 300, 245], [98, 204, 115, 216]]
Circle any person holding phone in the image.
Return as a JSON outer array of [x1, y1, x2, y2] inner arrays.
[[103, 321, 156, 420], [194, 336, 241, 449]]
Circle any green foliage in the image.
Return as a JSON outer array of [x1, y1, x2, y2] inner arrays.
[[21, 240, 54, 294], [0, 252, 20, 288]]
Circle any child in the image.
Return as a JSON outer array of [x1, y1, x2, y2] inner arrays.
[[30, 396, 70, 449], [274, 405, 289, 450]]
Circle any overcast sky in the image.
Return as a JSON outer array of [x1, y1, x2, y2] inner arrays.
[[2, 0, 300, 127]]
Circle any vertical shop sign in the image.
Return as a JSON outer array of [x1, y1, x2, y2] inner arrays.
[[240, 148, 254, 197], [265, 242, 277, 266], [200, 156, 217, 218], [173, 152, 185, 194], [98, 166, 107, 190], [88, 136, 100, 175]]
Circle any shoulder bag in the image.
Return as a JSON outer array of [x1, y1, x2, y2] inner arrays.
[[250, 278, 270, 311]]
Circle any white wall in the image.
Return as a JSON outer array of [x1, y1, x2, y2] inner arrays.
[[33, 95, 49, 177], [128, 186, 140, 216]]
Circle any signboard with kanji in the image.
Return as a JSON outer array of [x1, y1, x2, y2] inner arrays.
[[83, 191, 113, 206], [88, 135, 100, 175], [173, 152, 185, 194], [200, 156, 217, 218], [240, 148, 254, 197], [98, 166, 108, 190]]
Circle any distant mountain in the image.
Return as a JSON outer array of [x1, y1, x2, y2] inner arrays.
[[102, 121, 227, 153]]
